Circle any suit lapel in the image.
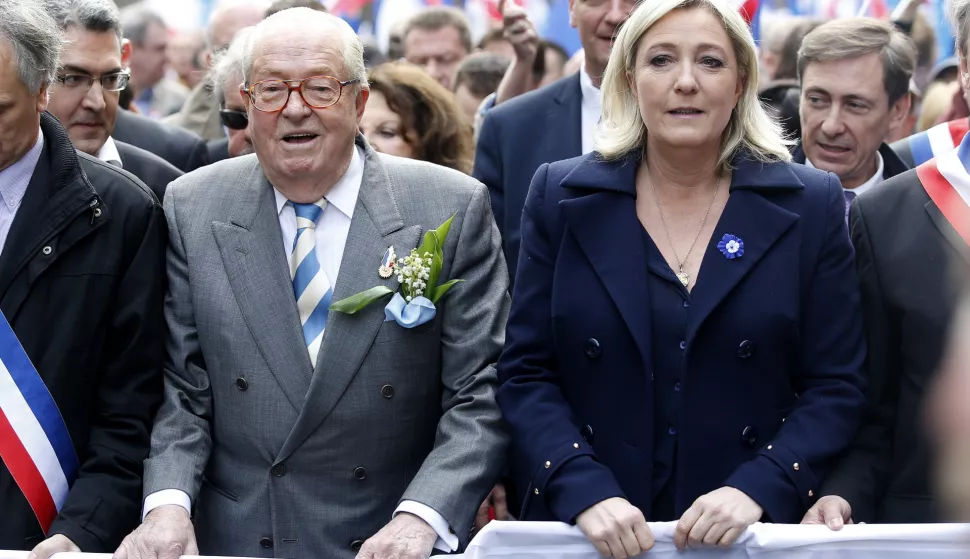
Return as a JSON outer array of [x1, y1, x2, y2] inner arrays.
[[924, 200, 970, 266], [552, 74, 584, 160], [560, 193, 652, 370], [277, 141, 421, 461], [211, 162, 312, 412], [687, 189, 799, 340]]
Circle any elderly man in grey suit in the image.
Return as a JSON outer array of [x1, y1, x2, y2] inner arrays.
[[113, 8, 509, 559]]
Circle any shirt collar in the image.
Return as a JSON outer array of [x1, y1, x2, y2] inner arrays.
[[0, 127, 44, 212], [579, 62, 601, 108], [274, 145, 363, 219], [96, 136, 122, 167], [805, 149, 885, 196]]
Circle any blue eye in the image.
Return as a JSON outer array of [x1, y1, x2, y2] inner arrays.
[[650, 55, 672, 67], [701, 57, 724, 68]]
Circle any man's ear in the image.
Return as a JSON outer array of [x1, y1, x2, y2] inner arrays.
[[355, 87, 370, 122], [121, 39, 132, 66]]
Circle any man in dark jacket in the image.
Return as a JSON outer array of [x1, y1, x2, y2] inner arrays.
[[45, 0, 182, 201], [0, 0, 166, 556], [113, 109, 209, 172]]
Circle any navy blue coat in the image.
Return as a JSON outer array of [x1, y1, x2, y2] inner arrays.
[[473, 74, 582, 284], [496, 150, 867, 525]]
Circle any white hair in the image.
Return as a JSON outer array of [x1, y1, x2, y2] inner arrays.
[[241, 7, 367, 90], [0, 0, 64, 95], [595, 0, 791, 169]]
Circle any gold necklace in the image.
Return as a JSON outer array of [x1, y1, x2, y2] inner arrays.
[[649, 176, 722, 287]]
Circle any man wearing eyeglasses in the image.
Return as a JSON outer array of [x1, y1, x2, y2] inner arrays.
[[115, 7, 508, 559], [45, 0, 182, 202]]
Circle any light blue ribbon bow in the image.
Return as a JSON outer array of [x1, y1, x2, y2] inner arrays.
[[384, 293, 436, 328]]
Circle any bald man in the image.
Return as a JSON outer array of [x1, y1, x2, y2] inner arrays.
[[163, 0, 269, 140]]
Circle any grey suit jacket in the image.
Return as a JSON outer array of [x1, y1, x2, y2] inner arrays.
[[144, 137, 510, 559]]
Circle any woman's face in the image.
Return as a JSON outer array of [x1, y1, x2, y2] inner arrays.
[[360, 90, 415, 159], [630, 7, 743, 152]]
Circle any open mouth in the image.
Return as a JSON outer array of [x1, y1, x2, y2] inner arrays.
[[668, 109, 704, 116], [282, 133, 319, 144], [818, 142, 851, 154]]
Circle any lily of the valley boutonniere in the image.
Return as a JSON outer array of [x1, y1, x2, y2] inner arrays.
[[329, 215, 464, 328]]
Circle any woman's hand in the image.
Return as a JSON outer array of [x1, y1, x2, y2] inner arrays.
[[576, 497, 654, 558], [674, 487, 762, 550]]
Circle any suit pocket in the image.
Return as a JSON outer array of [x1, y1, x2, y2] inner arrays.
[[201, 477, 239, 502]]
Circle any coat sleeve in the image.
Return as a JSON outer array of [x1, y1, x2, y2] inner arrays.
[[725, 173, 867, 523], [816, 194, 900, 522], [472, 112, 505, 243], [141, 183, 214, 504], [49, 199, 167, 551], [496, 164, 626, 524], [398, 183, 511, 549]]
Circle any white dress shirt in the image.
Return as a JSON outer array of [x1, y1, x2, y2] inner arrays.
[[805, 150, 885, 197], [95, 136, 123, 167], [143, 146, 458, 552], [579, 63, 602, 155], [0, 128, 44, 256]]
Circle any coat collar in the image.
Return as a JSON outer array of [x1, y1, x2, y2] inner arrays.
[[560, 148, 806, 195]]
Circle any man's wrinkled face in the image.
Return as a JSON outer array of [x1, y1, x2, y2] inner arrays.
[[48, 27, 129, 156], [0, 39, 47, 172]]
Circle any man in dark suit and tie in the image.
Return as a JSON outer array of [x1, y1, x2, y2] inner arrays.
[[113, 109, 208, 173], [0, 0, 166, 554], [473, 0, 636, 284], [802, 3, 970, 526], [791, 19, 914, 217], [45, 0, 182, 201]]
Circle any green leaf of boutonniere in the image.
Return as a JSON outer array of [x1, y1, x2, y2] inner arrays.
[[328, 286, 394, 314], [417, 214, 455, 298], [430, 278, 464, 304]]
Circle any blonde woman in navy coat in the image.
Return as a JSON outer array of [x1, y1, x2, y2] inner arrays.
[[496, 0, 867, 556]]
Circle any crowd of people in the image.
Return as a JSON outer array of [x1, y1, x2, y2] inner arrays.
[[1, 0, 970, 558]]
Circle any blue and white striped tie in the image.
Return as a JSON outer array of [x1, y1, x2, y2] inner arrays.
[[290, 200, 333, 366]]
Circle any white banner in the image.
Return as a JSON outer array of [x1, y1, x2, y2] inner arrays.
[[3, 523, 970, 559]]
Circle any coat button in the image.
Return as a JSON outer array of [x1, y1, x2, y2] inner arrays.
[[584, 338, 602, 359], [381, 384, 394, 398], [350, 540, 364, 552], [271, 463, 286, 477], [679, 340, 687, 350], [741, 426, 758, 447], [259, 537, 273, 549], [236, 377, 248, 391], [42, 246, 52, 255], [737, 340, 755, 359], [580, 424, 594, 443], [354, 467, 367, 480]]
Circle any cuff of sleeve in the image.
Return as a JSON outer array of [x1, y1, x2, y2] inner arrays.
[[49, 522, 105, 553], [725, 452, 811, 524], [143, 489, 192, 521], [394, 500, 459, 552], [545, 454, 626, 524]]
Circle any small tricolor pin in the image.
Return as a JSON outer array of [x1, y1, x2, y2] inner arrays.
[[378, 246, 396, 278]]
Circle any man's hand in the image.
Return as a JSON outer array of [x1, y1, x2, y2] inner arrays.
[[113, 505, 198, 559], [501, 0, 539, 65], [357, 512, 437, 559], [801, 495, 854, 530], [474, 482, 511, 531], [576, 497, 654, 559], [674, 487, 762, 550], [28, 534, 80, 559]]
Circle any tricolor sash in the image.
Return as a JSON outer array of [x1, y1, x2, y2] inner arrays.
[[916, 135, 970, 246], [0, 311, 78, 533], [908, 119, 970, 167]]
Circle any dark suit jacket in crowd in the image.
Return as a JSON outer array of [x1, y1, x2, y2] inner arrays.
[[496, 150, 867, 525], [206, 137, 230, 164], [820, 163, 970, 523], [116, 140, 183, 201], [473, 74, 582, 284], [792, 142, 911, 182], [0, 113, 166, 551], [113, 109, 209, 173]]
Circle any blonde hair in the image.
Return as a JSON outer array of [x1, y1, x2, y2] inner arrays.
[[595, 0, 791, 170]]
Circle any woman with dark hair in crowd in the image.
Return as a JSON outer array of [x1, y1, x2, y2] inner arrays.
[[359, 61, 475, 173]]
